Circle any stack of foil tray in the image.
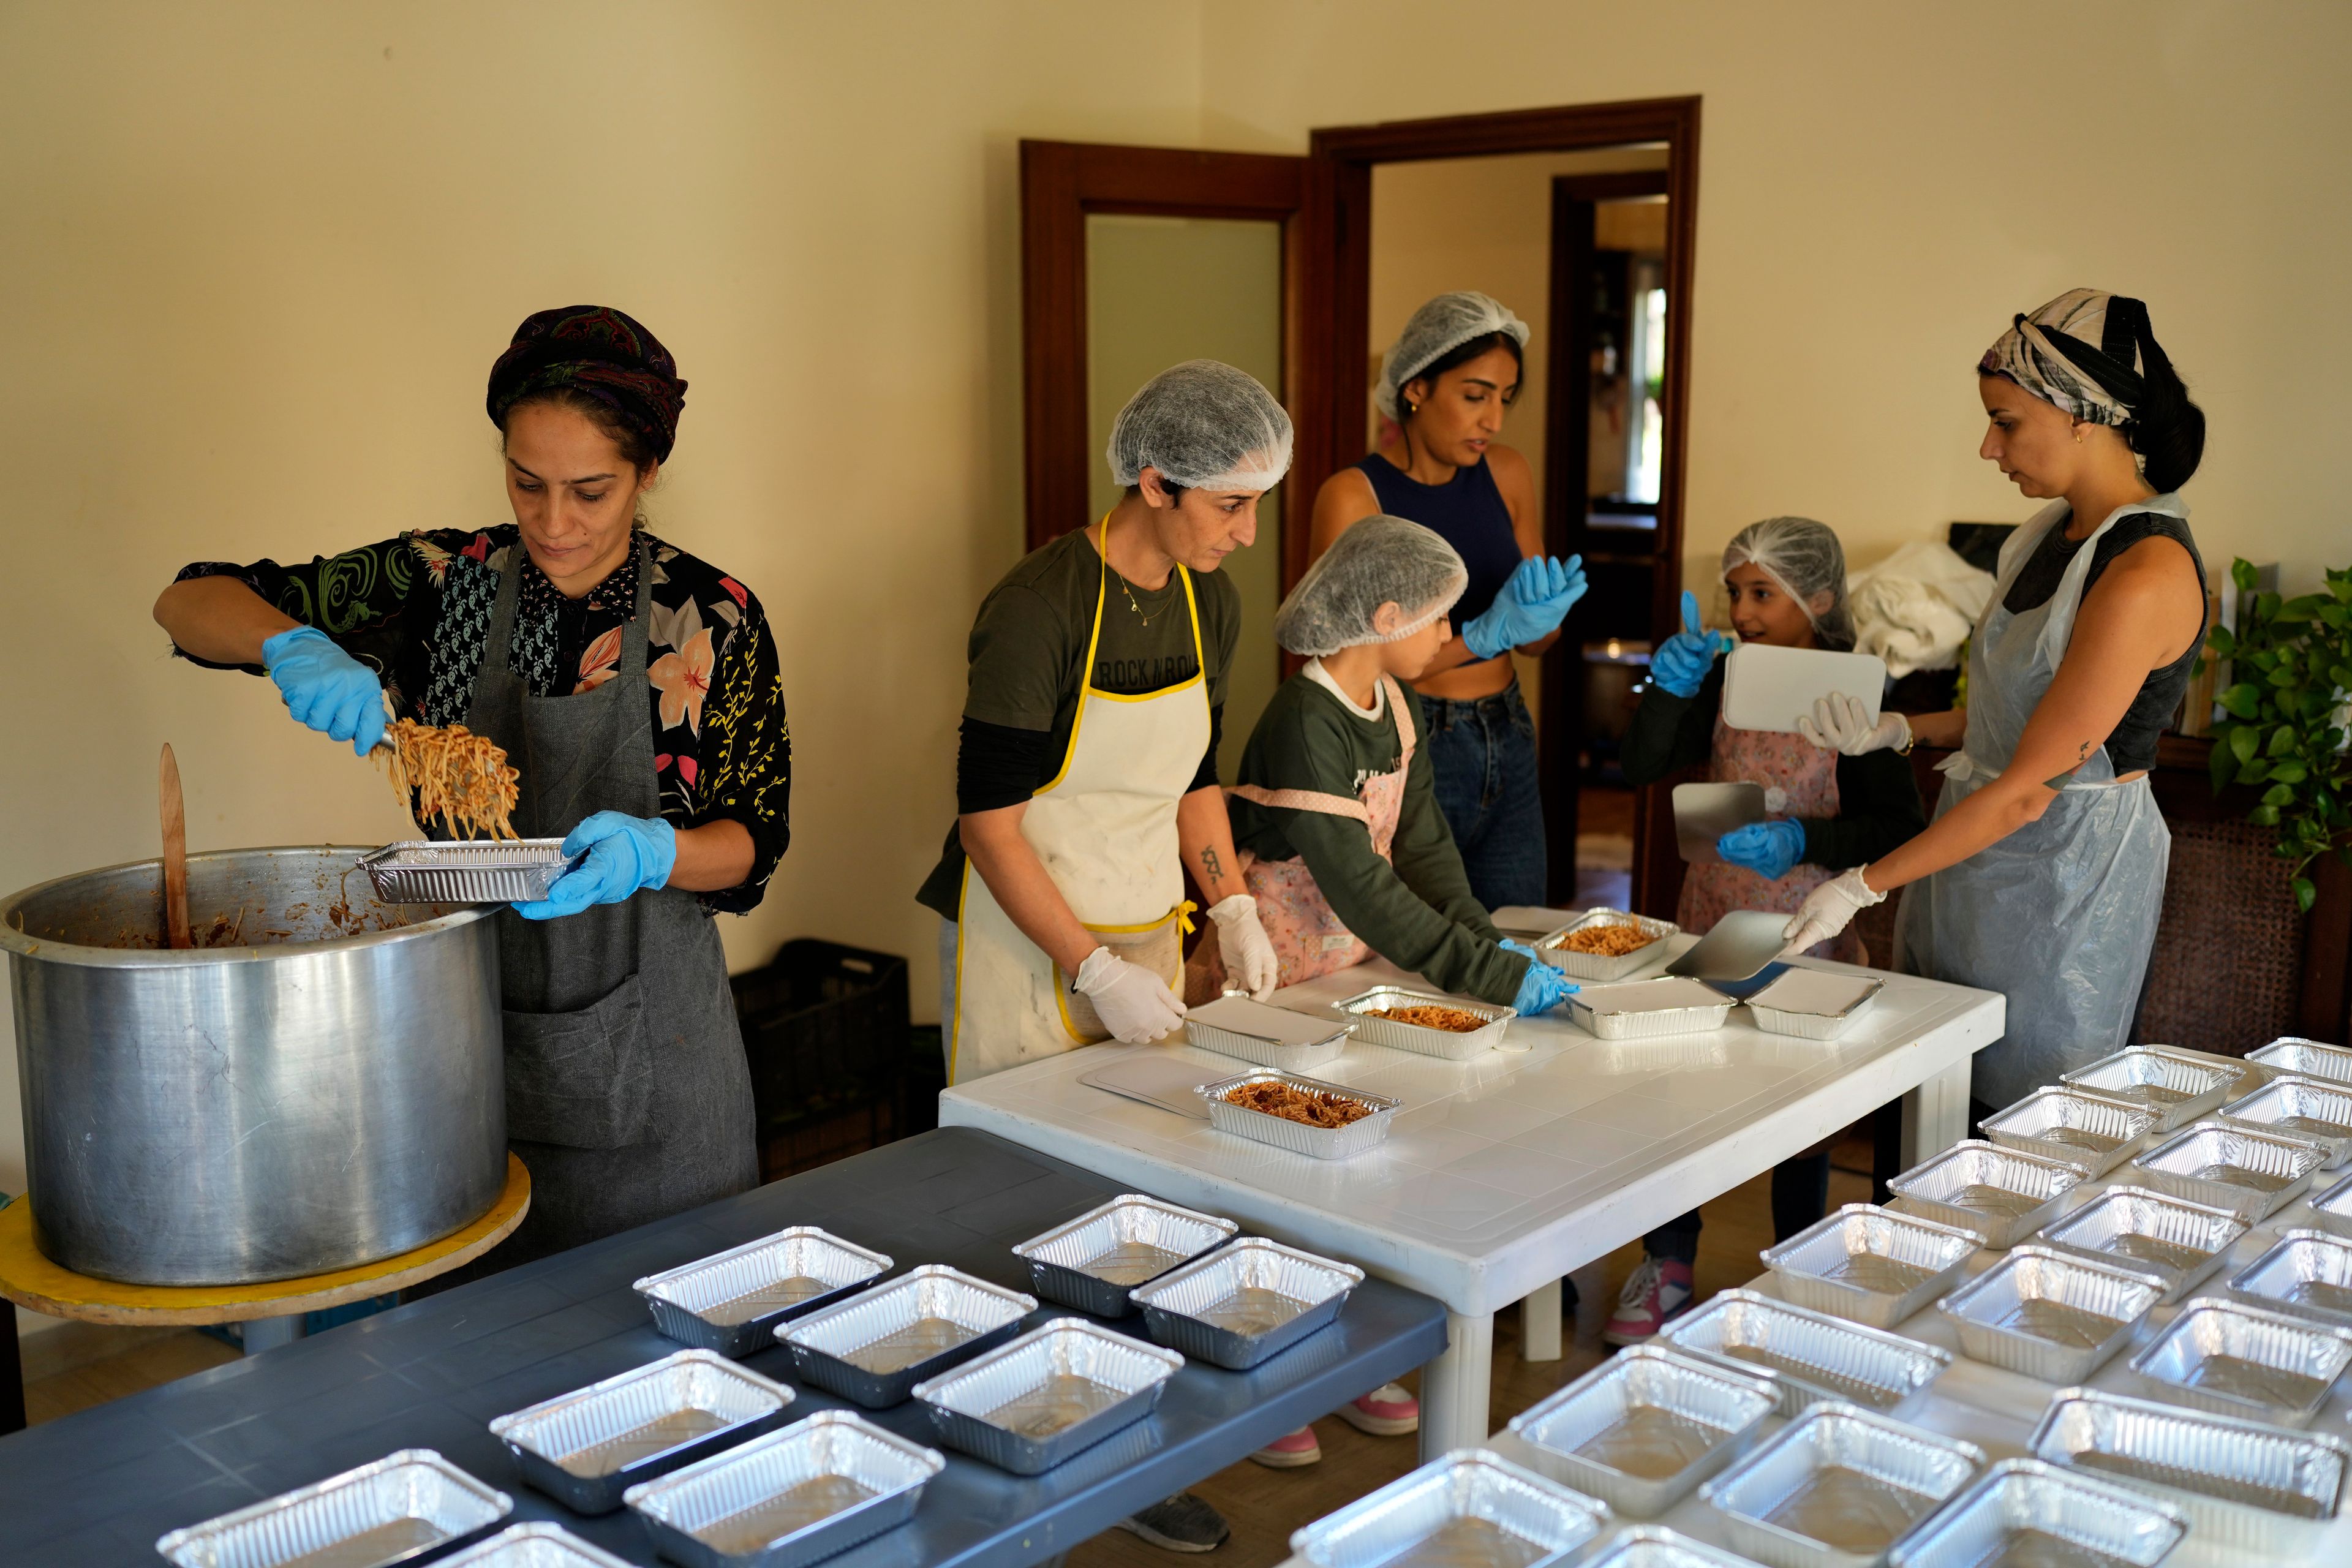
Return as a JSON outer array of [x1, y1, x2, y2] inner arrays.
[[488, 1351, 796, 1513], [2029, 1386, 2351, 1561], [911, 1317, 1182, 1474], [155, 1449, 512, 1568], [1010, 1194, 1237, 1316], [635, 1229, 893, 1357]]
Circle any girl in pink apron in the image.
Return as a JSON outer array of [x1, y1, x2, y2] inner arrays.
[[1192, 515, 1577, 1471], [1607, 516, 1925, 1346]]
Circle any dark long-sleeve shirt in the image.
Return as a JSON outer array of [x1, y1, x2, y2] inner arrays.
[[1621, 655, 1924, 871]]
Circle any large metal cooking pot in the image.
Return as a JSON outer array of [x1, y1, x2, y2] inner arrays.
[[2, 845, 505, 1286]]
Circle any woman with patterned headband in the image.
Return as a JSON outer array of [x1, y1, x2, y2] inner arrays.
[[1778, 288, 2208, 1116], [153, 305, 780, 1266]]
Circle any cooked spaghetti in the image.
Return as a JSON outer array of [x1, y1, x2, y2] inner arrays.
[[1370, 1004, 1490, 1033], [1223, 1081, 1371, 1128], [377, 719, 521, 840], [1548, 922, 1657, 957]]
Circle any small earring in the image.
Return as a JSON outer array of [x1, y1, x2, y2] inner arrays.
[[2074, 426, 2086, 444]]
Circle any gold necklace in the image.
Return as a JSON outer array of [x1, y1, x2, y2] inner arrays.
[[1118, 573, 1177, 627]]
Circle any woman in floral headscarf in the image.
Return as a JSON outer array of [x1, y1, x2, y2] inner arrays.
[[154, 305, 785, 1267]]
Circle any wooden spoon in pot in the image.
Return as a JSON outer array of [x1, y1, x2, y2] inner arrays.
[[160, 742, 191, 949]]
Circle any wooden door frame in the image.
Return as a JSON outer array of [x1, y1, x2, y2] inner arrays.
[[1019, 140, 1306, 550]]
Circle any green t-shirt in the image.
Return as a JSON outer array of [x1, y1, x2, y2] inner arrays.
[[917, 528, 1238, 918], [1227, 669, 1526, 1006]]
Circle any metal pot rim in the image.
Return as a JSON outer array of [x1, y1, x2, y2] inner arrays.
[[0, 843, 499, 970]]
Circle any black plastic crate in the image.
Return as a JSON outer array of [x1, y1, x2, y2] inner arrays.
[[732, 938, 910, 1128]]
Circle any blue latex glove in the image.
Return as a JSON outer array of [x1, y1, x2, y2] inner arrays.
[[1461, 554, 1588, 660], [1650, 590, 1735, 699], [1498, 938, 1542, 962], [516, 812, 677, 921], [261, 626, 387, 757], [1717, 820, 1807, 881], [1510, 951, 1579, 1016]]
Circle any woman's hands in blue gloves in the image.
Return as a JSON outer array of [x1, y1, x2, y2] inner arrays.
[[1650, 590, 1736, 699], [261, 627, 387, 756], [1462, 554, 1588, 660], [1717, 820, 1807, 881], [1499, 940, 1578, 1015], [518, 812, 677, 921]]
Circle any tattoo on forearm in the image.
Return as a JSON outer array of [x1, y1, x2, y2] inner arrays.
[[2042, 740, 2094, 791], [1200, 846, 1224, 883]]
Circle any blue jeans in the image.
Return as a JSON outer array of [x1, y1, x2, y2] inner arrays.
[[1423, 680, 1548, 910]]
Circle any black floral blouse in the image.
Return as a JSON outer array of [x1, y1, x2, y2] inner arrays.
[[175, 526, 789, 913]]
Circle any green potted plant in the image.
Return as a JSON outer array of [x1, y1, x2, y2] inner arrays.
[[2203, 559, 2352, 912]]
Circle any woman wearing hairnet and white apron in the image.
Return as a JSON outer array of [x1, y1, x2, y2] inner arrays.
[[1782, 290, 2210, 1114]]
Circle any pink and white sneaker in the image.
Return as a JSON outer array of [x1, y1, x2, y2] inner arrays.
[[1335, 1382, 1419, 1436], [1602, 1256, 1694, 1347], [1249, 1425, 1322, 1468]]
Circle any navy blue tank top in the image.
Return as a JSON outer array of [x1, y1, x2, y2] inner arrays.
[[1354, 454, 1520, 626]]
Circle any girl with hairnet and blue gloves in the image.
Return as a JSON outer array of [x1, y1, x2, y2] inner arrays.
[[1309, 292, 1586, 909], [1186, 514, 1575, 1471], [1604, 516, 1926, 1346]]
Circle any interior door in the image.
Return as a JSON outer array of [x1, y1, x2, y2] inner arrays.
[[1020, 141, 1306, 782]]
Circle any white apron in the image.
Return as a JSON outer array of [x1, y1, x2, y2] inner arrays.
[[949, 518, 1210, 1085], [1897, 496, 2184, 1109]]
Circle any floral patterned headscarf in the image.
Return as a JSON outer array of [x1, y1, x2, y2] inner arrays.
[[486, 305, 688, 461]]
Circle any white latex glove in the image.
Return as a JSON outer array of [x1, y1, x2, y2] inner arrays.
[[1798, 693, 1912, 756], [1781, 866, 1887, 956], [1207, 893, 1280, 1000], [1074, 946, 1187, 1043]]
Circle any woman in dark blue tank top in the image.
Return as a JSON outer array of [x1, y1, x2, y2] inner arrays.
[[1308, 291, 1585, 908]]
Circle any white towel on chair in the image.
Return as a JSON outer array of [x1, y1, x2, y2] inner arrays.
[[1847, 540, 1997, 677]]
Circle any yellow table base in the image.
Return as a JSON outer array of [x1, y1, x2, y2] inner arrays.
[[0, 1153, 531, 1327]]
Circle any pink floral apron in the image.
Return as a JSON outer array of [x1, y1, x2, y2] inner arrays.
[[1186, 674, 1416, 1000], [1678, 711, 1861, 964]]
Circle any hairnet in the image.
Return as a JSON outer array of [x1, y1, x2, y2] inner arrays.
[[1273, 515, 1468, 657], [1722, 516, 1855, 651], [1375, 291, 1530, 420], [1106, 360, 1294, 492]]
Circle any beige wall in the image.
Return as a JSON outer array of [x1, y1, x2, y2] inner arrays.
[[5, 0, 2347, 1335]]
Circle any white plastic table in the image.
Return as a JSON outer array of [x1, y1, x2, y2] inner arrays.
[[940, 925, 2005, 1457]]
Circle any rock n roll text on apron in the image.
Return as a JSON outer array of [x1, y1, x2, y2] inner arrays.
[[949, 517, 1206, 1085], [459, 537, 758, 1268], [1680, 710, 1863, 965], [1898, 496, 2179, 1110], [1191, 671, 1417, 995]]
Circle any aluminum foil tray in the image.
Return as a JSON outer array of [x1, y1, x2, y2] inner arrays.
[[1883, 1140, 2089, 1250], [1290, 1448, 1611, 1568], [2060, 1046, 2236, 1131], [636, 1229, 894, 1358], [2248, 1036, 2352, 1088], [1744, 971, 1883, 1041], [156, 1448, 513, 1568], [1761, 1205, 1982, 1330], [2308, 1169, 2352, 1240], [488, 1350, 795, 1514], [1010, 1194, 1238, 1316], [1662, 1289, 1951, 1419], [1505, 1343, 1777, 1518], [2140, 1043, 2266, 1095], [2030, 1186, 2246, 1305], [358, 839, 573, 905], [1182, 993, 1354, 1072], [911, 1317, 1182, 1475], [1583, 1526, 1768, 1568], [2129, 1121, 2328, 1222], [1977, 1088, 2156, 1177], [440, 1522, 639, 1568], [1197, 1069, 1400, 1161], [776, 1265, 1035, 1408], [1565, 977, 1733, 1042], [1937, 1245, 2163, 1384], [2029, 1385, 2351, 1560], [1330, 986, 1516, 1059], [1130, 1236, 1363, 1370], [2127, 1296, 2352, 1427], [2217, 1071, 2352, 1167], [1882, 1457, 2184, 1568], [2226, 1225, 2352, 1328], [1536, 908, 1679, 982], [622, 1410, 942, 1568], [1698, 1403, 1984, 1568]]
